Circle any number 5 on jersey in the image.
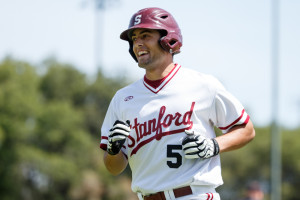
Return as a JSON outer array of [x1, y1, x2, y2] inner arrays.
[[167, 145, 182, 168]]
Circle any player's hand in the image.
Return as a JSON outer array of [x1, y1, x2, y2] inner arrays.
[[182, 130, 220, 159], [107, 120, 131, 155]]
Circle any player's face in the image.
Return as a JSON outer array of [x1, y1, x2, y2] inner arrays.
[[131, 29, 170, 70]]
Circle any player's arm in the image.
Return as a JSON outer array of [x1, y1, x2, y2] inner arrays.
[[182, 120, 255, 159], [215, 119, 255, 153], [103, 150, 128, 175], [102, 120, 130, 175]]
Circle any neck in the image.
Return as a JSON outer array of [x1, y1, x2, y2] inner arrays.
[[145, 62, 175, 81]]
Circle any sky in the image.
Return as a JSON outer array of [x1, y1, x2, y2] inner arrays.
[[1, 0, 299, 128]]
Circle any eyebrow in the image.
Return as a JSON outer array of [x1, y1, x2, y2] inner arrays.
[[131, 30, 152, 37]]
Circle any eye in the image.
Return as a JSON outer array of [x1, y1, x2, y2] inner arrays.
[[142, 33, 150, 39], [132, 36, 137, 41]]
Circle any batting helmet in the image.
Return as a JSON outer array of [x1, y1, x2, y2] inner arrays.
[[120, 7, 183, 62]]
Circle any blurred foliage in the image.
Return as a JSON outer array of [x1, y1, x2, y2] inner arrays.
[[218, 126, 300, 200], [0, 57, 299, 200], [0, 57, 132, 200]]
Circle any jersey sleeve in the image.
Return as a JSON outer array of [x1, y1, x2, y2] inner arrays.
[[209, 77, 250, 133], [99, 94, 129, 157]]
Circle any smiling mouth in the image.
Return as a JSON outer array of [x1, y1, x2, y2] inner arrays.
[[138, 50, 148, 57]]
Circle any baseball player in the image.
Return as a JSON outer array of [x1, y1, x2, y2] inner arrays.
[[100, 7, 255, 200]]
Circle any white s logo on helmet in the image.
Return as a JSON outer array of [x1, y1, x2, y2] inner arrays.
[[134, 14, 142, 25]]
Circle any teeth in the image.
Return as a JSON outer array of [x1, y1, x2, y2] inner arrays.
[[138, 51, 148, 56]]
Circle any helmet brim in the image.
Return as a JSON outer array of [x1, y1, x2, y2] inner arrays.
[[120, 24, 167, 41]]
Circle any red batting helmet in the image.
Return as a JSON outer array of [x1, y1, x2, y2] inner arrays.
[[120, 7, 183, 62]]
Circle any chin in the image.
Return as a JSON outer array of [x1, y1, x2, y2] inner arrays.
[[138, 64, 148, 70], [137, 60, 151, 69]]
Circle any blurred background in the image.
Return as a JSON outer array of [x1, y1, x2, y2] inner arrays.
[[0, 0, 299, 200]]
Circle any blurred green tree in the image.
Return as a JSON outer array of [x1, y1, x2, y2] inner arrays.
[[83, 71, 128, 137], [0, 57, 41, 199], [40, 58, 88, 106], [218, 126, 300, 200], [218, 126, 271, 199], [0, 57, 130, 200]]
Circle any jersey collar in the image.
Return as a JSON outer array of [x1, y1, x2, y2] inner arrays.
[[143, 64, 181, 94]]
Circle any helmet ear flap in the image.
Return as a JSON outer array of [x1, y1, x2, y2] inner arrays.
[[160, 34, 181, 54]]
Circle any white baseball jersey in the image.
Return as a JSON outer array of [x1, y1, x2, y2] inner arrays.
[[100, 64, 249, 195]]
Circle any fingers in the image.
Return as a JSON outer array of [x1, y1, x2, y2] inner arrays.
[[197, 138, 207, 150], [107, 120, 131, 155], [182, 133, 209, 159], [184, 130, 194, 135], [183, 146, 199, 155], [182, 141, 198, 151], [183, 143, 207, 159], [184, 153, 199, 159], [111, 122, 131, 133], [110, 128, 130, 137], [109, 120, 131, 138], [110, 134, 128, 142], [182, 136, 205, 149]]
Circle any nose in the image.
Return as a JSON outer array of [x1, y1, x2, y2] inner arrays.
[[133, 37, 144, 47]]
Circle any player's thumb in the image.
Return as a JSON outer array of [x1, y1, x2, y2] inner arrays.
[[185, 130, 194, 135]]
